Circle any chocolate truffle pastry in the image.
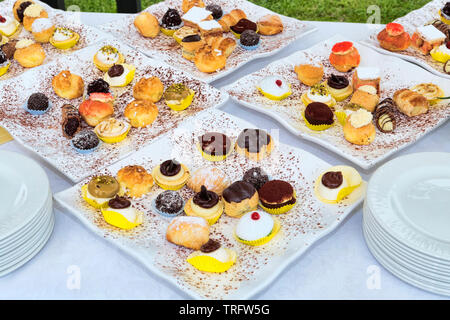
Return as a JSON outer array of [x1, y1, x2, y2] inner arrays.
[[230, 18, 257, 38], [222, 180, 259, 218], [185, 185, 224, 225], [152, 159, 190, 190], [304, 102, 334, 127], [154, 190, 184, 217], [374, 98, 396, 133], [197, 132, 232, 161], [240, 29, 260, 49], [160, 8, 183, 35], [205, 4, 223, 20], [61, 104, 81, 139], [1, 40, 17, 60], [81, 175, 121, 209], [101, 195, 144, 230], [27, 92, 48, 111], [243, 167, 269, 190], [71, 130, 100, 153], [325, 74, 353, 101], [258, 180, 296, 214], [235, 129, 274, 161], [117, 165, 154, 198], [87, 78, 110, 96]]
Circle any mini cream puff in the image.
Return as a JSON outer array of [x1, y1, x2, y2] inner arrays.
[[377, 23, 411, 52], [79, 100, 114, 127], [301, 83, 336, 108], [186, 239, 237, 273], [133, 76, 164, 102], [166, 216, 209, 250], [294, 63, 324, 86], [104, 63, 135, 87], [152, 159, 190, 191], [222, 181, 259, 218], [101, 196, 144, 230], [134, 12, 160, 38], [329, 41, 360, 72], [13, 39, 45, 68], [81, 175, 122, 209], [184, 186, 224, 225], [343, 108, 376, 145], [22, 3, 48, 32], [49, 27, 80, 50], [31, 18, 55, 43], [117, 165, 154, 198], [93, 45, 125, 72], [234, 210, 280, 246], [257, 76, 292, 101], [52, 70, 84, 99], [314, 165, 363, 204], [124, 99, 158, 128]]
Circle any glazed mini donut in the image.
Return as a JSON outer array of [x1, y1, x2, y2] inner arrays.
[[52, 70, 84, 99], [377, 23, 411, 52], [13, 39, 46, 68], [257, 14, 283, 36], [124, 99, 158, 128], [133, 77, 164, 102], [166, 216, 209, 250], [194, 45, 226, 73], [134, 12, 159, 38], [117, 165, 154, 198], [22, 3, 48, 32]]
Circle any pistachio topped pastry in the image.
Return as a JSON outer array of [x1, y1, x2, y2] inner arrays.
[[93, 45, 125, 72], [163, 83, 195, 111], [50, 27, 80, 49]]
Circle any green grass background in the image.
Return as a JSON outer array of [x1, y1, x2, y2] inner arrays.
[[61, 0, 432, 23]]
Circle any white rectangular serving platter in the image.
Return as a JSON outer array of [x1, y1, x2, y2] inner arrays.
[[362, 0, 450, 79], [0, 0, 109, 81], [97, 0, 317, 83], [0, 39, 228, 182], [224, 34, 450, 170], [54, 108, 366, 300]]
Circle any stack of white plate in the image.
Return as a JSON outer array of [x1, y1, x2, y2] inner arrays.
[[0, 151, 54, 277], [363, 152, 450, 296]]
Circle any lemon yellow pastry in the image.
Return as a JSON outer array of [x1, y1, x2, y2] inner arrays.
[[0, 15, 20, 37], [101, 196, 143, 230], [197, 132, 233, 161], [234, 210, 280, 246], [301, 83, 336, 108], [94, 118, 130, 144], [166, 216, 209, 250], [314, 165, 362, 204], [117, 165, 154, 198], [13, 39, 45, 68], [185, 186, 224, 225], [294, 63, 324, 86], [440, 3, 450, 25], [187, 239, 236, 273], [152, 159, 190, 190], [343, 108, 376, 145], [22, 3, 48, 32], [104, 63, 135, 87], [257, 76, 292, 101], [187, 167, 230, 195], [124, 99, 158, 128], [31, 18, 54, 43], [223, 181, 259, 218], [93, 45, 125, 72], [0, 50, 11, 77], [133, 76, 164, 102], [50, 27, 79, 49], [410, 83, 445, 105], [430, 42, 450, 63], [325, 74, 353, 102], [163, 83, 195, 111], [82, 175, 121, 209]]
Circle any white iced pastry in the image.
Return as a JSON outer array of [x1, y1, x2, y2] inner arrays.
[[355, 67, 380, 80], [198, 19, 221, 30], [258, 76, 291, 98], [316, 171, 349, 202], [31, 17, 53, 33], [105, 205, 143, 224], [416, 25, 446, 42], [182, 6, 212, 25], [104, 64, 135, 87], [52, 27, 73, 42], [235, 210, 274, 241], [0, 15, 19, 36]]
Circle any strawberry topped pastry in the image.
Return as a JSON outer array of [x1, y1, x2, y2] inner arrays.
[[329, 41, 360, 72], [411, 25, 446, 55], [377, 22, 411, 52]]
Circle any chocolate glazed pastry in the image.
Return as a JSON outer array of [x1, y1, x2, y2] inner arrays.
[[160, 159, 181, 176], [193, 185, 219, 209], [231, 19, 257, 34], [321, 171, 343, 189], [182, 34, 202, 43], [258, 180, 296, 209], [236, 129, 271, 154], [1, 40, 17, 60], [327, 74, 349, 90], [223, 180, 256, 203], [200, 239, 221, 253], [61, 104, 81, 139], [199, 132, 231, 156], [87, 79, 110, 95], [432, 20, 450, 40], [205, 4, 223, 20], [304, 102, 334, 125], [108, 196, 131, 209], [374, 98, 396, 133]]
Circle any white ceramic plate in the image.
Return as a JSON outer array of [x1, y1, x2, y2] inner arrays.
[[224, 34, 450, 170], [98, 0, 317, 83], [362, 0, 450, 80], [55, 109, 366, 300], [0, 39, 229, 182], [0, 0, 108, 81], [0, 151, 49, 240], [366, 152, 450, 261]]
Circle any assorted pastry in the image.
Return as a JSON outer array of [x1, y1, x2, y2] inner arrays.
[[132, 1, 285, 73]]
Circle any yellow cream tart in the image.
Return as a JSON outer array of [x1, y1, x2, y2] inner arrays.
[[184, 186, 224, 225], [94, 118, 130, 144], [93, 45, 125, 72], [50, 27, 80, 49], [187, 239, 237, 273], [301, 83, 336, 107]]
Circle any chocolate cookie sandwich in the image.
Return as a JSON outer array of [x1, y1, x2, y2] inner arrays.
[[197, 132, 233, 161], [258, 180, 296, 214], [235, 128, 274, 161], [185, 185, 224, 225], [222, 180, 258, 218]]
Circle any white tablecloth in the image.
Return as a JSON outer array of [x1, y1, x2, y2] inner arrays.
[[0, 12, 449, 299]]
